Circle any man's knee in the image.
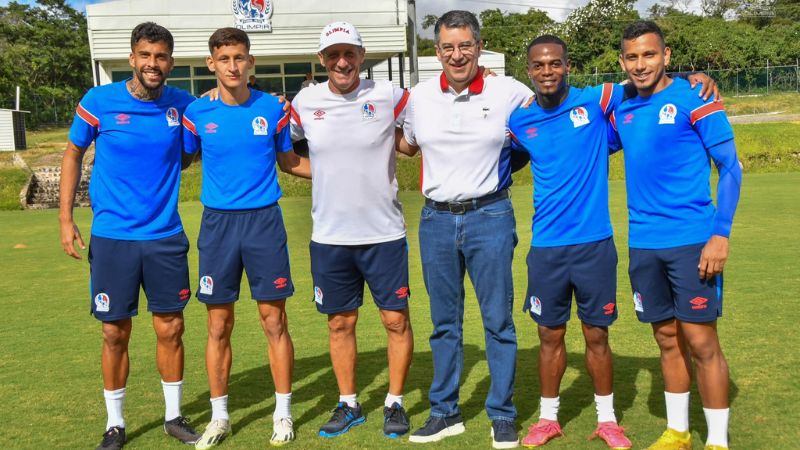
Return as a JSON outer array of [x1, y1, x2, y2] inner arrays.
[[102, 320, 132, 349], [328, 312, 356, 337], [154, 313, 185, 345], [582, 323, 610, 352], [260, 310, 287, 339], [538, 324, 566, 349], [381, 310, 411, 336], [208, 314, 234, 342]]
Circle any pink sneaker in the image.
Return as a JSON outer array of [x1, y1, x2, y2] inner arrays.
[[521, 419, 563, 448], [590, 422, 632, 449]]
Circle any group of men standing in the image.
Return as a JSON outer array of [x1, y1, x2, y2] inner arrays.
[[59, 9, 741, 450]]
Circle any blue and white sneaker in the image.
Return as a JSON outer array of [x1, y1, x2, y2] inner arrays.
[[383, 402, 410, 438], [318, 402, 365, 437]]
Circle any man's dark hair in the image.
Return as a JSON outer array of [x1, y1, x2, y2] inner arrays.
[[527, 35, 568, 60], [130, 22, 174, 53], [621, 20, 665, 50], [208, 27, 250, 53], [434, 10, 481, 45]]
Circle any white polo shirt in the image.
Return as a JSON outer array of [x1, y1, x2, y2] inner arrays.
[[404, 71, 533, 202], [290, 79, 409, 245]]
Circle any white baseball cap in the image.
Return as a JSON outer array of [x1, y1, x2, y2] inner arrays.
[[319, 21, 363, 52]]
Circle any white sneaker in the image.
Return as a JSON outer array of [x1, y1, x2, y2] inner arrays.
[[195, 419, 231, 449], [270, 417, 295, 446]]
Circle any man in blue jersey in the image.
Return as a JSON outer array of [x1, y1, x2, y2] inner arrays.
[[59, 22, 200, 450], [508, 35, 718, 449], [612, 21, 741, 450], [182, 28, 309, 449]]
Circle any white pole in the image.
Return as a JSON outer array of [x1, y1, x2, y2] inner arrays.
[[15, 86, 20, 111]]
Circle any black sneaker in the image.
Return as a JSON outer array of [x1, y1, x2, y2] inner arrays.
[[383, 402, 410, 438], [164, 416, 201, 444], [491, 419, 519, 449], [408, 413, 465, 443], [96, 426, 126, 450], [318, 402, 366, 437]]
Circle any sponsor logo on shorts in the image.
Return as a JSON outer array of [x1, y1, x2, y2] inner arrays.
[[633, 292, 643, 312], [658, 103, 677, 125], [570, 106, 590, 128], [166, 107, 180, 127], [199, 275, 214, 295], [313, 110, 326, 120], [252, 116, 269, 135], [530, 296, 542, 316], [603, 302, 615, 315], [179, 288, 191, 301], [690, 296, 708, 310], [94, 293, 110, 312], [314, 286, 323, 305], [115, 113, 130, 125], [273, 277, 288, 289], [205, 122, 219, 134], [623, 113, 634, 125], [395, 287, 409, 299], [362, 102, 376, 120]]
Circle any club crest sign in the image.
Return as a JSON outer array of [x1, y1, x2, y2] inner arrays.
[[232, 0, 273, 32]]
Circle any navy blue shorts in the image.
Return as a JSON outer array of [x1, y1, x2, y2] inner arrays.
[[197, 204, 294, 304], [629, 243, 722, 323], [310, 238, 410, 314], [88, 232, 191, 322], [522, 237, 618, 327]]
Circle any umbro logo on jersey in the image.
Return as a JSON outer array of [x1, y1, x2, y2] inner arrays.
[[115, 114, 130, 125], [570, 107, 590, 128], [659, 103, 677, 125], [526, 127, 538, 138], [623, 113, 635, 125], [166, 107, 180, 127], [313, 110, 326, 120], [205, 123, 218, 134], [252, 116, 268, 135], [362, 102, 376, 120], [94, 293, 110, 312]]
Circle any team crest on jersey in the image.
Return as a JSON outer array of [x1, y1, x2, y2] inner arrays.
[[314, 286, 324, 305], [166, 107, 180, 127], [362, 102, 376, 120], [633, 292, 643, 312], [232, 0, 273, 32], [570, 106, 590, 128], [94, 293, 110, 312], [659, 103, 677, 125], [530, 296, 542, 316], [200, 276, 214, 295], [252, 116, 268, 135]]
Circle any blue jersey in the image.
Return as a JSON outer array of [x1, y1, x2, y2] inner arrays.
[[182, 90, 292, 210], [508, 83, 623, 247], [611, 77, 734, 249], [68, 81, 194, 240]]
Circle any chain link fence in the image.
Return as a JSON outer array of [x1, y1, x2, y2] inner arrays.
[[568, 63, 800, 95], [1, 93, 77, 130]]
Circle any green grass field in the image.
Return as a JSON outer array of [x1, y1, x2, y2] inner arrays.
[[0, 173, 798, 449]]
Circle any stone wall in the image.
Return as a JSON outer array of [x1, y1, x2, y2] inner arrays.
[[25, 166, 92, 209]]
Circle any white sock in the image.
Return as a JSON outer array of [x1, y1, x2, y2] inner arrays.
[[210, 395, 229, 421], [273, 392, 292, 421], [385, 393, 403, 408], [161, 380, 183, 421], [539, 396, 560, 421], [665, 391, 690, 432], [339, 393, 357, 408], [595, 393, 617, 423], [104, 388, 126, 429], [704, 407, 729, 447]]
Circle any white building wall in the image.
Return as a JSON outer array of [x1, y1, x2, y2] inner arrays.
[[369, 51, 507, 87], [0, 110, 15, 151]]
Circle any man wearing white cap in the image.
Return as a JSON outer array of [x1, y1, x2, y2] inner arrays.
[[288, 21, 415, 439]]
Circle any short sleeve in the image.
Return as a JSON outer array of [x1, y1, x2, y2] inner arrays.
[[275, 109, 292, 153], [401, 92, 417, 146], [688, 88, 734, 149], [393, 87, 410, 126], [507, 78, 535, 111], [603, 83, 626, 116], [68, 89, 100, 148], [289, 98, 305, 141], [181, 103, 201, 154]]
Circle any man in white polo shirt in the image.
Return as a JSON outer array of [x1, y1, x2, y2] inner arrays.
[[288, 21, 414, 440], [400, 10, 533, 449]]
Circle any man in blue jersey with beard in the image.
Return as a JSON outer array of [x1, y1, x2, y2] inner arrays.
[[182, 27, 309, 449], [508, 35, 717, 449], [59, 22, 200, 450], [611, 21, 741, 450]]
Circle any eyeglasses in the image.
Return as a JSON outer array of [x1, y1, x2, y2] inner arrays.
[[438, 42, 477, 57]]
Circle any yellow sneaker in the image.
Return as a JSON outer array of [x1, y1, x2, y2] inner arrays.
[[704, 446, 728, 450], [645, 428, 692, 450]]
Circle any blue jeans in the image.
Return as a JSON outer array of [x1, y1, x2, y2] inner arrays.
[[419, 197, 518, 421]]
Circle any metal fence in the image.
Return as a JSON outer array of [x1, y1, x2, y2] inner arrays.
[[1, 94, 77, 129], [568, 64, 800, 95]]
